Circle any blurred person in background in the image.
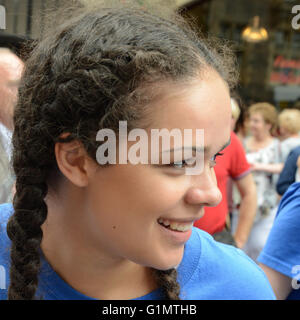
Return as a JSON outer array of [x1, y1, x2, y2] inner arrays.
[[276, 109, 300, 197], [0, 48, 24, 203], [231, 91, 250, 142], [237, 102, 283, 262], [194, 98, 257, 249], [278, 109, 300, 161]]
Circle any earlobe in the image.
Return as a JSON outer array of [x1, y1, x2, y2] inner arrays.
[[54, 134, 90, 188]]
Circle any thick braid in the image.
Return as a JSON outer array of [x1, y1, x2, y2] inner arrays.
[[153, 268, 181, 300], [7, 175, 48, 299], [6, 113, 51, 299]]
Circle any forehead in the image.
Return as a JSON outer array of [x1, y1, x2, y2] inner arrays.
[[250, 112, 264, 120], [144, 73, 231, 153]]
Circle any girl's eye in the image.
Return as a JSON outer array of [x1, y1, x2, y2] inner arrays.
[[171, 160, 189, 169], [169, 159, 195, 169], [168, 152, 224, 170], [209, 152, 224, 168]]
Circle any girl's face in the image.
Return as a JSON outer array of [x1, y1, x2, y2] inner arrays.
[[82, 72, 231, 271], [249, 112, 271, 137]]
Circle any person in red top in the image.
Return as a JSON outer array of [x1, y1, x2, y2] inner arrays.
[[194, 99, 257, 248]]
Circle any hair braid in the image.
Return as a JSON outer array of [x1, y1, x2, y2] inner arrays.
[[153, 268, 181, 300], [7, 175, 48, 299], [6, 108, 52, 299]]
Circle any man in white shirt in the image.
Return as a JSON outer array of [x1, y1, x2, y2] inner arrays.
[[0, 48, 24, 203]]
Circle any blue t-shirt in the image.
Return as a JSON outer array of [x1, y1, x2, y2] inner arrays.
[[258, 182, 300, 300], [0, 203, 275, 300]]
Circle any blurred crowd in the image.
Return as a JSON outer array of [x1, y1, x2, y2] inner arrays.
[[194, 88, 300, 263]]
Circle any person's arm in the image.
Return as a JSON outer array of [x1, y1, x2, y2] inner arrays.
[[233, 173, 257, 249], [259, 263, 292, 300], [250, 162, 283, 174]]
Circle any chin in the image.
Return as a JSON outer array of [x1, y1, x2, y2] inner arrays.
[[149, 248, 184, 271]]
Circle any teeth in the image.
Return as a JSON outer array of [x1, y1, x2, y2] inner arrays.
[[158, 218, 193, 232], [158, 218, 170, 227], [170, 222, 193, 232]]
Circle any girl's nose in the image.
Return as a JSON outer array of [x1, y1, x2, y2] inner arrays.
[[184, 167, 222, 208]]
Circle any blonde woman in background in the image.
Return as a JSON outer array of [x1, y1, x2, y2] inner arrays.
[[241, 102, 283, 261]]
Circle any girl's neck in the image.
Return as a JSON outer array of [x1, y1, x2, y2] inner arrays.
[[41, 197, 158, 300]]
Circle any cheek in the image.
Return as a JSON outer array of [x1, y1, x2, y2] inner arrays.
[[123, 175, 188, 220], [87, 166, 188, 225], [83, 171, 188, 268]]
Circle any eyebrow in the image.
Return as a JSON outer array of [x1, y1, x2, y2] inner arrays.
[[163, 137, 231, 154]]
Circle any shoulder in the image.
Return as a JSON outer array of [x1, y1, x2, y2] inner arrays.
[[225, 133, 251, 179], [228, 132, 246, 155], [277, 182, 300, 215], [178, 227, 275, 300], [270, 138, 280, 149], [230, 131, 241, 146], [289, 146, 300, 157]]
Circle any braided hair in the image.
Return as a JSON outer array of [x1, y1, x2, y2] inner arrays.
[[6, 2, 237, 300]]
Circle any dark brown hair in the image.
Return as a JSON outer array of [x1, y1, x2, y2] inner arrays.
[[6, 2, 237, 300]]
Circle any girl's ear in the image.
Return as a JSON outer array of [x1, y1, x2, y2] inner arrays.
[[54, 133, 93, 187]]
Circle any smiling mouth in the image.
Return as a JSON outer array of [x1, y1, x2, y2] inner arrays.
[[157, 218, 193, 232]]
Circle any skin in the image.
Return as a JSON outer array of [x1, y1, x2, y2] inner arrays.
[[41, 70, 232, 300], [230, 104, 256, 249], [259, 263, 292, 300], [233, 174, 257, 249]]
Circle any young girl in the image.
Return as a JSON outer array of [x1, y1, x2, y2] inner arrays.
[[0, 3, 275, 300]]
